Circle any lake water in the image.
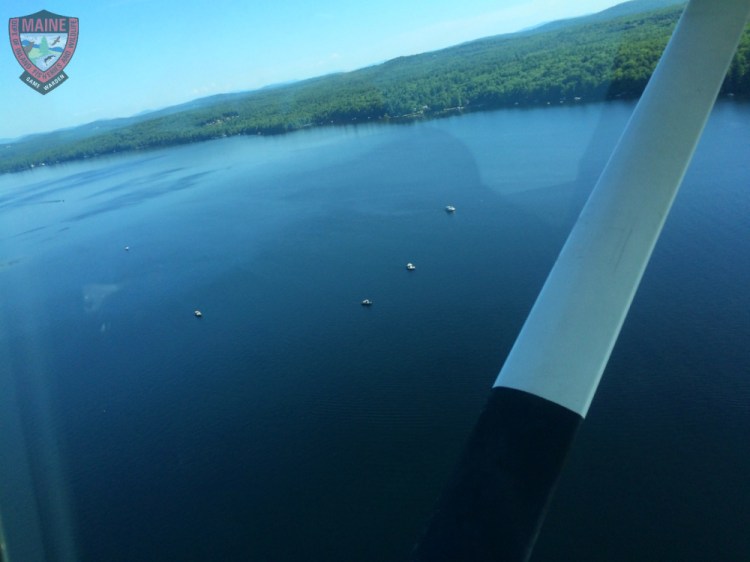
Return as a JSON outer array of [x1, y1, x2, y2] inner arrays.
[[0, 101, 748, 561]]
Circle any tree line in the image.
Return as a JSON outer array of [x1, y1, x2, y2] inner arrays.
[[1, 4, 748, 174]]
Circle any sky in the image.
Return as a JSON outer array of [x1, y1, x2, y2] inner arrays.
[[1, 0, 624, 140]]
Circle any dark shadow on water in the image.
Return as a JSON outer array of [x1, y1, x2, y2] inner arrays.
[[68, 170, 213, 222], [0, 155, 165, 209], [82, 167, 185, 200]]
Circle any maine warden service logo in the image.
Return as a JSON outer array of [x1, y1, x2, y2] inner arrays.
[[9, 10, 79, 94]]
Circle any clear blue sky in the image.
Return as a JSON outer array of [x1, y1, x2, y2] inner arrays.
[[1, 0, 623, 139]]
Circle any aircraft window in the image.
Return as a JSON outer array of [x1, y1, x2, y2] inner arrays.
[[1, 2, 748, 561]]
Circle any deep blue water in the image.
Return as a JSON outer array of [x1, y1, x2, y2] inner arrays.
[[0, 101, 747, 561]]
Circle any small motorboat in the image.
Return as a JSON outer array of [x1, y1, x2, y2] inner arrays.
[[406, 263, 416, 271], [361, 299, 373, 306], [194, 310, 203, 318], [445, 205, 456, 213]]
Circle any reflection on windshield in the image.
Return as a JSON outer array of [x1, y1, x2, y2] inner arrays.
[[1, 1, 749, 561]]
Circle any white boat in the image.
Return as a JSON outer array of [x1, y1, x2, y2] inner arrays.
[[445, 205, 456, 213], [194, 310, 203, 318], [406, 263, 416, 270], [361, 299, 372, 306]]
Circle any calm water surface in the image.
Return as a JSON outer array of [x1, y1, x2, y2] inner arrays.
[[0, 101, 748, 561]]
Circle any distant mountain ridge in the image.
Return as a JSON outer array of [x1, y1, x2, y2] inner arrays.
[[529, 0, 685, 33], [2, 0, 747, 174]]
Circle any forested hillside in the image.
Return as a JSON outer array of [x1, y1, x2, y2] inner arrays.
[[1, 3, 748, 173]]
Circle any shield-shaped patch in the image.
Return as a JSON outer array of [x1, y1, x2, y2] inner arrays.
[[9, 10, 79, 95]]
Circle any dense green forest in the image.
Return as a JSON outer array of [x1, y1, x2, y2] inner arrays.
[[1, 3, 748, 174]]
